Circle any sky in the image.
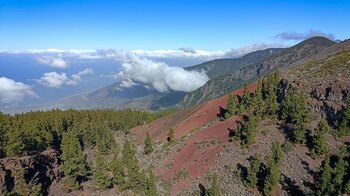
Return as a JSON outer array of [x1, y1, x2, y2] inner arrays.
[[0, 0, 350, 112], [1, 0, 349, 50]]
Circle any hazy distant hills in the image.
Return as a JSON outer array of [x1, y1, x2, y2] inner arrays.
[[46, 83, 186, 111]]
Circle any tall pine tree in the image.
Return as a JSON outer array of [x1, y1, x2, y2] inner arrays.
[[252, 80, 264, 121], [337, 95, 350, 136], [167, 128, 175, 143], [225, 94, 238, 119], [144, 132, 154, 154], [206, 175, 220, 196], [311, 119, 329, 158], [146, 166, 157, 196], [280, 92, 310, 144], [244, 153, 262, 188], [263, 141, 283, 196], [241, 114, 257, 148], [110, 149, 125, 190], [61, 131, 87, 190], [263, 73, 279, 116], [92, 152, 112, 189]]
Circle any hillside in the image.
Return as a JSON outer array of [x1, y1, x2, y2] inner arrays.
[[130, 48, 350, 194], [179, 37, 336, 108]]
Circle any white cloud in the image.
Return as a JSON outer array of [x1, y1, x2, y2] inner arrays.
[[116, 54, 209, 92], [225, 43, 286, 58], [130, 44, 285, 59], [130, 49, 226, 59], [37, 56, 68, 68], [78, 54, 103, 59], [275, 30, 335, 41], [37, 72, 69, 87], [0, 77, 37, 103], [119, 79, 137, 88], [37, 68, 94, 88]]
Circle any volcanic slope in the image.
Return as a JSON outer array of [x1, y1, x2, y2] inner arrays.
[[133, 39, 350, 195]]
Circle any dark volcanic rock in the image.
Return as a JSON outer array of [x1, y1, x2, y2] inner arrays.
[[278, 79, 349, 122], [0, 150, 60, 195]]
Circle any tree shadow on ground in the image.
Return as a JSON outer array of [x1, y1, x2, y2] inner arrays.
[[199, 183, 206, 196], [281, 174, 306, 196], [217, 106, 227, 120]]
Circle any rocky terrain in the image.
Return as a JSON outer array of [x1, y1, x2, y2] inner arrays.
[[0, 150, 60, 195]]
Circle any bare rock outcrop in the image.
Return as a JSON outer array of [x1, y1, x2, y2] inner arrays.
[[0, 149, 60, 195], [278, 79, 349, 122]]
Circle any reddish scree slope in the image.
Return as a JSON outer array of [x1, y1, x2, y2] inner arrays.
[[133, 82, 257, 194]]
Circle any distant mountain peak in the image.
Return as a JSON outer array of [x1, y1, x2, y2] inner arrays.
[[294, 36, 336, 48]]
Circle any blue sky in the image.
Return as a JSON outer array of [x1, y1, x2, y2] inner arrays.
[[1, 0, 349, 50], [1, 0, 350, 112]]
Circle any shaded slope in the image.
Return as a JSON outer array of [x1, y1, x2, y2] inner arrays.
[[179, 37, 336, 107], [186, 48, 284, 79]]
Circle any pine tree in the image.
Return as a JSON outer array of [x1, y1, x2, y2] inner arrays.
[[316, 157, 333, 196], [110, 149, 125, 189], [245, 153, 262, 188], [0, 112, 5, 158], [61, 132, 87, 190], [206, 175, 220, 196], [4, 125, 25, 156], [122, 140, 135, 164], [92, 153, 112, 189], [337, 96, 350, 136], [225, 94, 238, 119], [146, 166, 157, 196], [167, 128, 175, 143], [30, 184, 42, 196], [96, 126, 116, 155], [263, 73, 279, 116], [241, 84, 251, 111], [144, 132, 154, 154], [230, 123, 242, 142], [252, 80, 264, 121], [263, 141, 283, 196], [270, 141, 283, 166], [241, 114, 257, 148], [311, 119, 329, 158], [332, 155, 348, 195], [122, 140, 145, 192], [280, 92, 310, 144], [13, 170, 30, 195]]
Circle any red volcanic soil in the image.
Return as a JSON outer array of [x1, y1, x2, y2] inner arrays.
[[133, 82, 258, 194], [162, 117, 239, 194], [134, 82, 258, 143]]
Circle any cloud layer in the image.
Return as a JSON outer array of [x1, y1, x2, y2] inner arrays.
[[275, 30, 335, 41], [37, 68, 94, 88], [0, 77, 37, 103], [37, 56, 68, 68], [116, 54, 209, 92]]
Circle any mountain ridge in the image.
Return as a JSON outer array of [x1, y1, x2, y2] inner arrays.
[[178, 36, 337, 108]]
